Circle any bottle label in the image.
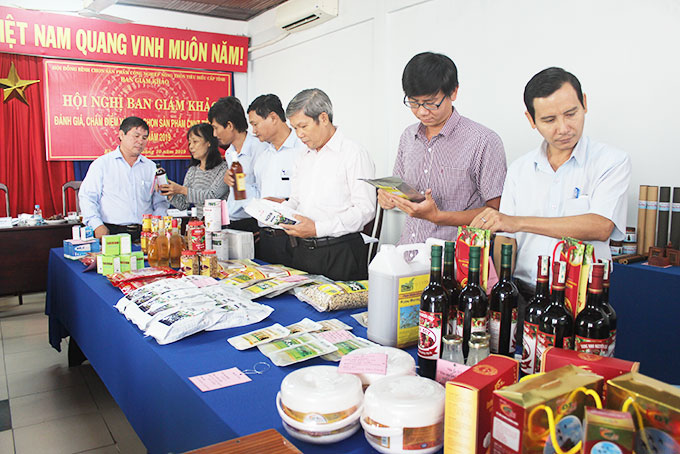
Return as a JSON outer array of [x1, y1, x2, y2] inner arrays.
[[510, 308, 517, 352], [235, 173, 246, 192], [471, 315, 489, 334], [521, 322, 539, 375], [455, 310, 464, 338], [607, 330, 617, 358], [536, 331, 555, 371], [574, 335, 608, 356], [490, 311, 501, 353], [418, 310, 443, 360], [397, 274, 429, 347]]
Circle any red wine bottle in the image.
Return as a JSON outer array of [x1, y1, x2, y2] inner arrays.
[[599, 259, 617, 357], [490, 243, 518, 356], [418, 245, 448, 379], [441, 241, 458, 336], [521, 255, 551, 375], [574, 263, 610, 355], [456, 246, 488, 362], [537, 260, 574, 368]]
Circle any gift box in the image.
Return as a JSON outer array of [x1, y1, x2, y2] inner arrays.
[[445, 355, 518, 454], [606, 372, 680, 454], [456, 226, 491, 291], [491, 364, 603, 454], [583, 407, 634, 454]]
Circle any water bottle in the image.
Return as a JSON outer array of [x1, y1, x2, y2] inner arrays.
[[33, 204, 43, 224]]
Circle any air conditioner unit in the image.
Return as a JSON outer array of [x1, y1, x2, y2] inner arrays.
[[275, 0, 339, 33]]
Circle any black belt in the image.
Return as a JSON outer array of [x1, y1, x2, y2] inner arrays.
[[261, 227, 288, 237], [105, 223, 142, 232], [296, 232, 359, 250]]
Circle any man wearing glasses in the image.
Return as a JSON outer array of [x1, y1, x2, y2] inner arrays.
[[378, 52, 507, 245]]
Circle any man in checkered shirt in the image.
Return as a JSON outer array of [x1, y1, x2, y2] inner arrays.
[[378, 52, 507, 245]]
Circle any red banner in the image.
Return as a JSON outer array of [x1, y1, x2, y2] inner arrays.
[[43, 59, 231, 160], [0, 6, 248, 72]]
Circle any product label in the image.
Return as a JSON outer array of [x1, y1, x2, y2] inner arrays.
[[403, 422, 444, 450], [282, 402, 358, 425], [397, 274, 429, 347], [659, 201, 670, 211], [490, 309, 518, 354], [536, 331, 555, 371], [454, 311, 488, 338], [521, 322, 539, 375], [235, 173, 246, 191], [607, 330, 617, 357], [418, 310, 443, 359], [574, 335, 608, 355]]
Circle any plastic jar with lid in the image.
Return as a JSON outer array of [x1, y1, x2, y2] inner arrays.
[[180, 250, 199, 275], [187, 221, 205, 252], [200, 250, 218, 277]]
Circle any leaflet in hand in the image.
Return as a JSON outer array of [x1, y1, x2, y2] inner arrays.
[[360, 176, 425, 202], [245, 198, 301, 229]]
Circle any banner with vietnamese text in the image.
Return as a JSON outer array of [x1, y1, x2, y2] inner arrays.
[[43, 59, 231, 160], [0, 6, 248, 72]]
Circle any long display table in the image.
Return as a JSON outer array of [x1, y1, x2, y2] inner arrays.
[[45, 248, 401, 454]]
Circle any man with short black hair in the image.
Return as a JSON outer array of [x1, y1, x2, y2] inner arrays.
[[79, 116, 169, 240], [379, 52, 507, 245], [208, 96, 266, 232], [470, 67, 631, 345], [279, 88, 376, 280]]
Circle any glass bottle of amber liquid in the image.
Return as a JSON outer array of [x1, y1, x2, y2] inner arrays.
[[574, 263, 610, 355], [169, 219, 184, 268], [417, 245, 448, 380], [147, 221, 160, 267], [230, 151, 246, 200], [456, 246, 488, 362], [441, 241, 458, 336], [537, 260, 574, 367], [157, 224, 170, 267], [521, 255, 551, 375]]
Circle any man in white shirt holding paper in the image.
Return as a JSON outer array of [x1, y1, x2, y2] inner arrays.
[[470, 67, 631, 344], [279, 88, 376, 280]]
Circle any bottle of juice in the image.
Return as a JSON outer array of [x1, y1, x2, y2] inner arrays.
[[157, 225, 170, 267], [169, 219, 183, 268]]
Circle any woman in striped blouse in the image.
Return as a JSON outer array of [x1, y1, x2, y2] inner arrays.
[[159, 123, 229, 216]]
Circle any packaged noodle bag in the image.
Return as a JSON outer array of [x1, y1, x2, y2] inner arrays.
[[491, 364, 604, 454], [456, 226, 491, 290], [606, 372, 680, 454], [553, 238, 594, 318]]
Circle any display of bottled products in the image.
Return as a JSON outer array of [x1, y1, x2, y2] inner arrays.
[[489, 243, 518, 356], [521, 255, 551, 375], [536, 260, 574, 369], [574, 263, 610, 355], [418, 244, 448, 380], [456, 246, 488, 361]]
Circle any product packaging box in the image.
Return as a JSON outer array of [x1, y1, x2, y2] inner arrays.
[[606, 372, 680, 453], [582, 407, 634, 454], [491, 364, 603, 454], [445, 355, 518, 454], [131, 251, 145, 269], [541, 347, 639, 403], [96, 254, 103, 274], [118, 233, 132, 255], [119, 254, 134, 272], [102, 235, 120, 256], [63, 239, 101, 259], [101, 255, 121, 275]]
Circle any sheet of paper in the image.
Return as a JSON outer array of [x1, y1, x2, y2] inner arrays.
[[435, 359, 470, 385], [316, 330, 355, 344], [338, 352, 387, 375], [189, 367, 251, 392]]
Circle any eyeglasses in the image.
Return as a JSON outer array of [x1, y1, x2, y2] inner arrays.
[[403, 94, 447, 111]]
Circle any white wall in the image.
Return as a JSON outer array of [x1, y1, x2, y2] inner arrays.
[[247, 0, 680, 244]]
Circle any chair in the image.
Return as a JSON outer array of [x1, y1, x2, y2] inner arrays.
[[363, 204, 384, 264], [62, 180, 82, 216], [0, 183, 8, 217]]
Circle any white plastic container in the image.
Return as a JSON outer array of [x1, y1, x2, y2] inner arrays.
[[367, 243, 430, 346], [345, 346, 416, 388], [203, 199, 222, 232], [361, 375, 446, 454], [276, 365, 363, 444]]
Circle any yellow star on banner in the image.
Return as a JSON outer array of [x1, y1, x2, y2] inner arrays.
[[0, 62, 40, 104]]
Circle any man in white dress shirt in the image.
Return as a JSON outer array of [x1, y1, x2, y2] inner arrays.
[[470, 67, 631, 344], [280, 88, 376, 280]]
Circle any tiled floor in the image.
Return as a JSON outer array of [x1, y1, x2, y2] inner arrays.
[[0, 293, 147, 454]]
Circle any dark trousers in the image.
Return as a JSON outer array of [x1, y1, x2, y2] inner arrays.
[[287, 233, 368, 281], [257, 228, 292, 266], [104, 223, 142, 242]]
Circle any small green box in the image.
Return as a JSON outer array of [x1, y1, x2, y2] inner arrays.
[[132, 251, 145, 269], [102, 235, 120, 256], [119, 254, 132, 272]]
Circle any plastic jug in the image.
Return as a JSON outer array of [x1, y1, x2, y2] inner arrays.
[[367, 243, 431, 347]]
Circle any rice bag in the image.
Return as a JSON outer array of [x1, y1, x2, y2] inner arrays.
[[201, 286, 274, 331], [294, 278, 369, 311], [144, 306, 220, 345]]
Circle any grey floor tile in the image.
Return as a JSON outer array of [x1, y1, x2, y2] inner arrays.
[[13, 412, 113, 454], [76, 445, 120, 454], [101, 406, 146, 454], [2, 333, 52, 355], [4, 347, 66, 376], [0, 297, 44, 319], [0, 429, 14, 454], [10, 384, 98, 428], [0, 313, 48, 340], [7, 365, 85, 398]]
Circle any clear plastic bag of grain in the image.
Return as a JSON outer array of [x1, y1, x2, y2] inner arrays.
[[294, 277, 369, 312]]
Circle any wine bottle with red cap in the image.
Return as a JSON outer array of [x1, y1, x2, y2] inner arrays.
[[574, 263, 610, 356], [521, 255, 551, 375]]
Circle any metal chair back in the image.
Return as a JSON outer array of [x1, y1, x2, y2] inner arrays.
[[0, 183, 9, 217], [62, 181, 82, 216]]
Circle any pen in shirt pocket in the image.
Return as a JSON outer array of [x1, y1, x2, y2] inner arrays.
[[573, 187, 580, 199]]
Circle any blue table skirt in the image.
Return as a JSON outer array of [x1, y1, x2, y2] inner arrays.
[[610, 262, 680, 384], [46, 248, 416, 454]]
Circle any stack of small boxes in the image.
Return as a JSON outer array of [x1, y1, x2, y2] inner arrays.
[[63, 226, 100, 259], [96, 233, 145, 275]]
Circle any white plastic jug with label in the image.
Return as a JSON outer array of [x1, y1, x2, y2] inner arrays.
[[367, 243, 431, 347]]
